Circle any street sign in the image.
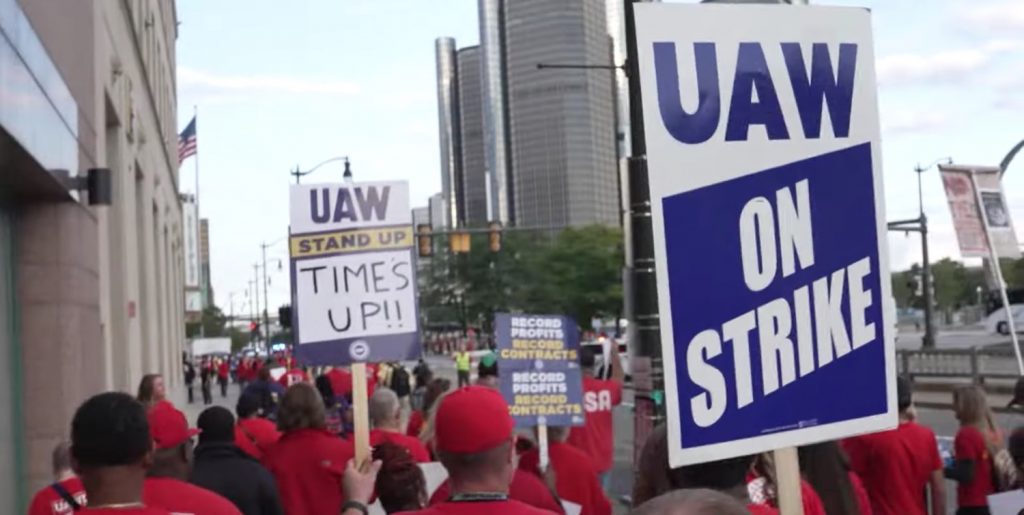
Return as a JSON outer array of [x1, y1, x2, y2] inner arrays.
[[635, 3, 896, 467], [288, 181, 420, 365], [495, 313, 585, 428]]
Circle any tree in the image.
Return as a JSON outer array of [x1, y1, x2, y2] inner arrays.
[[186, 305, 227, 338]]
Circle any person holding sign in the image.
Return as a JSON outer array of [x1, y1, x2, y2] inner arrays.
[[567, 344, 623, 488], [414, 386, 561, 514], [519, 425, 611, 515]]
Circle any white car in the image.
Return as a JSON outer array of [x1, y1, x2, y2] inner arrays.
[[985, 304, 1024, 335], [582, 337, 631, 380]]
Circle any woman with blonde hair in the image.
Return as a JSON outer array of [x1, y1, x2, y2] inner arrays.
[[946, 385, 1001, 515], [136, 373, 167, 410]]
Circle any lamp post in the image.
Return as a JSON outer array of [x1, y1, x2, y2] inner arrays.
[[290, 156, 353, 184], [258, 239, 287, 348]]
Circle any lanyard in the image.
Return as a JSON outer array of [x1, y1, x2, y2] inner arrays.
[[448, 492, 509, 503]]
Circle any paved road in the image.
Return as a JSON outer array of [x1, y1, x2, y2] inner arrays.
[[897, 328, 1009, 350]]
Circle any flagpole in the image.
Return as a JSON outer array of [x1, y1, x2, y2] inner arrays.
[[194, 105, 205, 337]]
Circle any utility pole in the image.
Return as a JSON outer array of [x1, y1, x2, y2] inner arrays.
[[253, 264, 261, 350], [261, 242, 271, 348]]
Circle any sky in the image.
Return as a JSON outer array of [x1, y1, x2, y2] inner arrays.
[[175, 0, 1024, 316]]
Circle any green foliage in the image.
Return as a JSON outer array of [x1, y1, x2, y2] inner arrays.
[[186, 305, 227, 338], [418, 225, 624, 331]]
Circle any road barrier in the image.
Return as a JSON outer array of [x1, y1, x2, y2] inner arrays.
[[898, 347, 1020, 385]]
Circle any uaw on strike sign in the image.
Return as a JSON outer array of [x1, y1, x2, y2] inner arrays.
[[635, 4, 896, 466], [289, 182, 420, 364]]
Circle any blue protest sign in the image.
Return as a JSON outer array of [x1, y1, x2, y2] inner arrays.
[[495, 313, 585, 428], [635, 4, 897, 467]]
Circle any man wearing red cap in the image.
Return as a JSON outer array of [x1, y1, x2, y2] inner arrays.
[[143, 402, 241, 514], [413, 386, 561, 514]]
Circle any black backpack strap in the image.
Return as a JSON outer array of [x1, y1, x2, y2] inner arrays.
[[50, 482, 81, 512]]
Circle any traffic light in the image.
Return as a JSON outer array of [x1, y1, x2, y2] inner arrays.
[[417, 224, 433, 257], [449, 232, 470, 254], [278, 305, 292, 329], [488, 221, 503, 252], [249, 321, 261, 339]]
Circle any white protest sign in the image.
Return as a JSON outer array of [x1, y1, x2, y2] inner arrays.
[[635, 3, 896, 466], [289, 181, 420, 365]]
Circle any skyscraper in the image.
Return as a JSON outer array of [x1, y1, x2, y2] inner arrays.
[[504, 0, 619, 228], [434, 37, 461, 228], [478, 0, 513, 225], [457, 46, 489, 227]]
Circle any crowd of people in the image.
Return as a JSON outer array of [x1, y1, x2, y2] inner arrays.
[[24, 339, 1024, 515]]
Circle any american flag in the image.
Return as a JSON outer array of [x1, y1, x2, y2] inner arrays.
[[178, 116, 197, 164]]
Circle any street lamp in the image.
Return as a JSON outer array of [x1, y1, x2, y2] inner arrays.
[[290, 156, 353, 184]]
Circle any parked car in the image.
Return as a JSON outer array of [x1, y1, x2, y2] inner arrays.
[[985, 303, 1024, 335]]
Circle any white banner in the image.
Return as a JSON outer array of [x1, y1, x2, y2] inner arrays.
[[183, 199, 200, 288]]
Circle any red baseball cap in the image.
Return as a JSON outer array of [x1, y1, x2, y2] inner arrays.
[[435, 386, 514, 454], [148, 402, 199, 450]]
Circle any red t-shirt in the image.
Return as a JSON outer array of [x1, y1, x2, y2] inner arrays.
[[28, 477, 86, 515], [218, 362, 229, 379], [143, 477, 241, 515], [278, 368, 309, 388], [566, 376, 622, 473], [954, 425, 995, 508], [81, 509, 169, 514], [843, 421, 942, 515], [263, 428, 355, 515], [519, 442, 611, 515], [407, 410, 425, 437], [746, 477, 825, 515], [431, 469, 564, 514], [411, 499, 557, 514], [370, 428, 431, 462], [327, 368, 352, 397], [235, 417, 282, 460], [747, 506, 779, 515]]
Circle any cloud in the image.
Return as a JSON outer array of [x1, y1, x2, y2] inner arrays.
[[880, 111, 947, 135], [178, 67, 361, 96], [876, 40, 1022, 86], [964, 2, 1024, 31]]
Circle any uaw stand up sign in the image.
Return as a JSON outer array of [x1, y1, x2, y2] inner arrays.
[[288, 181, 420, 365], [635, 3, 897, 468]]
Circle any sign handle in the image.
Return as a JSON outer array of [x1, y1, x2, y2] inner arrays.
[[352, 362, 371, 464], [773, 447, 804, 515], [537, 420, 550, 472]]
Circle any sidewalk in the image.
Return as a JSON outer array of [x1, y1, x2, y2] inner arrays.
[[171, 382, 242, 425]]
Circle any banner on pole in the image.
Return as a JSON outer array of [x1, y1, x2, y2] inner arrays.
[[495, 313, 585, 428], [939, 164, 1021, 259], [288, 181, 421, 365], [636, 3, 896, 466]]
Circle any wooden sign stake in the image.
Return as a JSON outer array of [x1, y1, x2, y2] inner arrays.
[[773, 447, 804, 515], [352, 362, 370, 465], [537, 420, 550, 472]]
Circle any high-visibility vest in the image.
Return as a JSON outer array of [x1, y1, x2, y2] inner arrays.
[[455, 352, 470, 371]]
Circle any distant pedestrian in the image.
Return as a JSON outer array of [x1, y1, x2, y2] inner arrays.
[[843, 376, 945, 515], [201, 361, 214, 405], [242, 366, 286, 421], [407, 378, 450, 439], [184, 361, 197, 404], [476, 352, 499, 389], [191, 406, 285, 515], [315, 374, 345, 437], [390, 362, 412, 410], [568, 344, 624, 489], [370, 387, 431, 462], [137, 374, 168, 411], [27, 441, 87, 515], [946, 385, 1003, 514], [454, 348, 471, 388], [218, 359, 230, 398], [69, 392, 167, 514]]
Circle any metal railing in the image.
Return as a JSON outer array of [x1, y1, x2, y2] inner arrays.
[[897, 347, 1020, 384]]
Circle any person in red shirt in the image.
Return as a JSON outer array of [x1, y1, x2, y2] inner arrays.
[[409, 386, 559, 514], [327, 366, 353, 398], [567, 343, 623, 488], [28, 441, 87, 515], [234, 393, 282, 460], [217, 359, 230, 398], [519, 426, 611, 515], [69, 392, 170, 514], [843, 376, 945, 515], [278, 366, 309, 388], [143, 401, 241, 514], [946, 385, 1000, 514], [263, 383, 355, 515], [369, 387, 431, 462]]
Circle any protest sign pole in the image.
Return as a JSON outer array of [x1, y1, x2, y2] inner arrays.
[[537, 420, 550, 472], [968, 170, 1024, 375], [773, 447, 804, 515], [352, 363, 371, 464]]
